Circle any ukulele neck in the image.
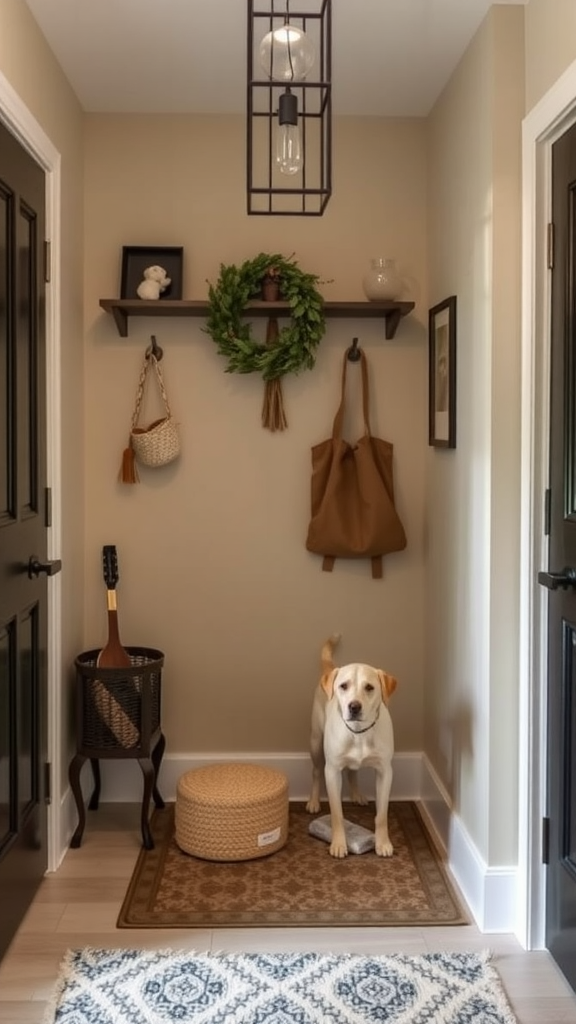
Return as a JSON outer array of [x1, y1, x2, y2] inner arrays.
[[106, 591, 122, 642]]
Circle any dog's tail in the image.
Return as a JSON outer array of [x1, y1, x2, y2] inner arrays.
[[321, 633, 341, 675]]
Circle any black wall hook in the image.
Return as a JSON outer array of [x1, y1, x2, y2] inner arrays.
[[146, 334, 163, 361], [347, 337, 361, 362]]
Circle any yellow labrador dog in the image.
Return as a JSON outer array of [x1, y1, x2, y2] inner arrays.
[[305, 634, 397, 858]]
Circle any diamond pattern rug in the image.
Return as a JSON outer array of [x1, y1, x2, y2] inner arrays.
[[46, 949, 518, 1024], [117, 801, 469, 928]]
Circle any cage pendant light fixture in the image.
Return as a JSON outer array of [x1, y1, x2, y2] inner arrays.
[[247, 0, 332, 216]]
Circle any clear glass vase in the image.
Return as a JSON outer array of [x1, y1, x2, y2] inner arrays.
[[362, 257, 400, 301]]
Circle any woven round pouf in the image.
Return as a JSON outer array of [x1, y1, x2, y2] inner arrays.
[[175, 763, 289, 862]]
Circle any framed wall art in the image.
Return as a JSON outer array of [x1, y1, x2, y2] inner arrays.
[[428, 295, 456, 449], [120, 246, 184, 300]]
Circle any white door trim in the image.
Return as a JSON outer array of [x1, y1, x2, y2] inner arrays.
[[0, 72, 62, 872], [520, 61, 576, 950]]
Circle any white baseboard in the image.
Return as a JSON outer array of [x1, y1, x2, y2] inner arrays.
[[58, 750, 518, 935], [420, 755, 518, 934], [65, 750, 425, 806]]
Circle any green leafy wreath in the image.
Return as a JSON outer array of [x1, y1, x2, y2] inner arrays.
[[204, 252, 325, 382]]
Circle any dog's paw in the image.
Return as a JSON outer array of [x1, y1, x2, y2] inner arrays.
[[329, 839, 348, 858], [305, 798, 321, 814], [329, 828, 348, 858], [375, 838, 394, 857], [348, 788, 369, 807]]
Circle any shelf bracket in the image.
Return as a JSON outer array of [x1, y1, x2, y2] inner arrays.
[[110, 305, 128, 338], [385, 309, 402, 341]]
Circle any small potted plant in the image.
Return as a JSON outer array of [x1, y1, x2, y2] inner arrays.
[[261, 264, 281, 301]]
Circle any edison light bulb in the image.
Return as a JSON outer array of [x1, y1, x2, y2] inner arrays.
[[277, 124, 302, 175], [276, 89, 302, 175], [259, 23, 315, 82]]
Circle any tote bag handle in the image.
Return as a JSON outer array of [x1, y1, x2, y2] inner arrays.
[[332, 347, 372, 440]]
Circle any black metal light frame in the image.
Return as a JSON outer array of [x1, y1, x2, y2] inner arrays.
[[247, 0, 332, 216]]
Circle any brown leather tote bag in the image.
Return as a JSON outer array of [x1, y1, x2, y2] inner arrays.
[[305, 348, 407, 579]]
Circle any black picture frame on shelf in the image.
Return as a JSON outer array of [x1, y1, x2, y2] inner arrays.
[[120, 246, 184, 300], [428, 295, 456, 449]]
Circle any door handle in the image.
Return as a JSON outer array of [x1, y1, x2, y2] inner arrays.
[[538, 567, 576, 590], [28, 555, 62, 579]]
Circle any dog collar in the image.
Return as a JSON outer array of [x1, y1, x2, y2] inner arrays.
[[345, 710, 379, 735]]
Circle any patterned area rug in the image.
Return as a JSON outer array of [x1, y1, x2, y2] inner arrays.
[[46, 949, 518, 1024], [117, 801, 468, 928]]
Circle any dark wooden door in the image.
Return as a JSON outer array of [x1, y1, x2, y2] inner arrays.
[[540, 119, 576, 992], [0, 120, 51, 961]]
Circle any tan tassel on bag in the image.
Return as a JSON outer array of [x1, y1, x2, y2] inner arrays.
[[119, 440, 139, 484]]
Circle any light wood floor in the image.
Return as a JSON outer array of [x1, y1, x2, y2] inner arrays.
[[1, 804, 576, 1024]]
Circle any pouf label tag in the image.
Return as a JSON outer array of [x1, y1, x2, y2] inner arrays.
[[258, 827, 281, 847]]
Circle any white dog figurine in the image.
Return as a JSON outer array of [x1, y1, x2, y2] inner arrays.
[[136, 264, 171, 300], [306, 633, 397, 858]]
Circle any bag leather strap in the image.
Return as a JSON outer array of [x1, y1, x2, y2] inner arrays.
[[323, 553, 383, 579], [332, 348, 371, 440]]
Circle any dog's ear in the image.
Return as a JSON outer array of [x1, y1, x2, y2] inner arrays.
[[378, 670, 397, 704], [320, 667, 338, 698]]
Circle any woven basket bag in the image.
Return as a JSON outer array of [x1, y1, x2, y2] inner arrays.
[[120, 347, 180, 483]]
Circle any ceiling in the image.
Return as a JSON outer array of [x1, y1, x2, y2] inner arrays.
[[24, 0, 526, 118]]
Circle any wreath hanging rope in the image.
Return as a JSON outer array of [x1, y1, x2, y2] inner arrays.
[[204, 252, 326, 431]]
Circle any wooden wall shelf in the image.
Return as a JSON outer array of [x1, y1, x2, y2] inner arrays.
[[99, 298, 415, 340]]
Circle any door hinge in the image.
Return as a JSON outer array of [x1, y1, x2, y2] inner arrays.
[[547, 222, 555, 270], [544, 487, 551, 536], [542, 815, 550, 864], [43, 239, 51, 283], [44, 486, 52, 528], [44, 762, 52, 804]]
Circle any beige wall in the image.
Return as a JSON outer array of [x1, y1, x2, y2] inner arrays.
[[84, 114, 428, 755], [426, 6, 524, 864], [0, 0, 85, 795], [525, 0, 576, 112]]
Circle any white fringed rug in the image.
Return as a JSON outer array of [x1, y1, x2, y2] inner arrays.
[[45, 948, 518, 1024]]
